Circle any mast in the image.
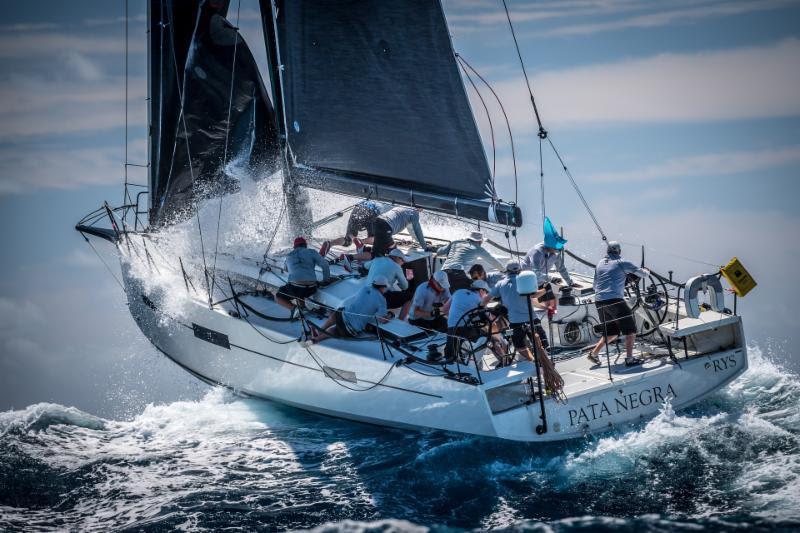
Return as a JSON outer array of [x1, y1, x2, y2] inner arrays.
[[259, 0, 313, 237]]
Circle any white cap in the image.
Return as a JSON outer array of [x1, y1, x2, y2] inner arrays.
[[470, 279, 489, 291], [468, 231, 484, 242], [432, 270, 450, 289], [607, 240, 622, 255], [505, 261, 521, 273], [388, 248, 406, 261], [372, 275, 389, 287]]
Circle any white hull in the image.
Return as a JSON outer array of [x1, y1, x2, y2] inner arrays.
[[122, 259, 748, 442]]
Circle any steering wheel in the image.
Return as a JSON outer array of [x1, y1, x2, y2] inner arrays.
[[626, 272, 669, 336]]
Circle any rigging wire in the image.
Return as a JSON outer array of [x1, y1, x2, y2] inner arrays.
[[546, 137, 607, 241], [458, 60, 496, 182], [456, 54, 518, 205], [500, 0, 546, 139], [538, 136, 545, 228], [164, 4, 213, 304], [209, 0, 242, 303]]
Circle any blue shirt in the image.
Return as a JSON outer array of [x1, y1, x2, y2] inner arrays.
[[285, 247, 330, 283], [489, 274, 530, 324], [594, 254, 646, 302], [366, 257, 408, 291], [342, 285, 388, 334], [447, 289, 482, 328], [379, 207, 425, 246], [409, 282, 451, 321], [485, 270, 503, 289]]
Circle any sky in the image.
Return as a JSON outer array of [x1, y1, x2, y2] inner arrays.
[[0, 0, 799, 416]]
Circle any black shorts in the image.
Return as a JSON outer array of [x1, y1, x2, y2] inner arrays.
[[370, 218, 394, 257], [596, 298, 636, 336], [444, 269, 471, 292], [384, 288, 412, 309], [345, 204, 380, 238], [333, 309, 355, 338], [509, 319, 548, 350], [277, 283, 317, 303]]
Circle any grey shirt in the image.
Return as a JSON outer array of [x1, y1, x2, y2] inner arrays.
[[379, 207, 425, 246], [438, 240, 503, 272], [522, 242, 573, 285], [409, 282, 451, 321], [285, 246, 330, 284], [593, 254, 646, 302]]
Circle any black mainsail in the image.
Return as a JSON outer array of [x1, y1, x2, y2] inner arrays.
[[269, 0, 522, 227], [148, 0, 279, 226]]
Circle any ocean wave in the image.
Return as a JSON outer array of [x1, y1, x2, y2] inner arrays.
[[0, 345, 798, 531]]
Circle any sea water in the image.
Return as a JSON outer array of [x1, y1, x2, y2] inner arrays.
[[1, 346, 798, 532]]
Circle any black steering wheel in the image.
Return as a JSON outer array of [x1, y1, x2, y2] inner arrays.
[[626, 272, 669, 336]]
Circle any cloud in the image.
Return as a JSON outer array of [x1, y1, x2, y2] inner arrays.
[[0, 32, 142, 59], [589, 145, 800, 182], [63, 51, 104, 82], [482, 38, 800, 127], [0, 76, 146, 141], [541, 0, 797, 37], [0, 141, 147, 194]]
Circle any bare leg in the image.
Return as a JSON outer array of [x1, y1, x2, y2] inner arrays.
[[311, 314, 337, 343], [275, 295, 295, 311], [591, 333, 619, 356], [625, 334, 636, 358], [399, 300, 412, 321]]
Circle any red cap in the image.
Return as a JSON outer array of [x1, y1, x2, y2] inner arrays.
[[293, 236, 307, 248]]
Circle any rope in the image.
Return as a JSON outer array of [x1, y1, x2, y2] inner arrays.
[[209, 0, 242, 303], [81, 233, 125, 291]]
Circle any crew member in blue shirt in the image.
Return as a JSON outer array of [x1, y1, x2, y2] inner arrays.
[[588, 241, 649, 366], [482, 263, 564, 393], [276, 236, 331, 315], [311, 275, 392, 343]]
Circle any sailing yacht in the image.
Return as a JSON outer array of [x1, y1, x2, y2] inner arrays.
[[76, 0, 751, 442]]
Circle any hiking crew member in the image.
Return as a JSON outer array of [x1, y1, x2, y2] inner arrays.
[[276, 237, 330, 314], [326, 200, 388, 251], [588, 241, 649, 366], [366, 248, 413, 319], [408, 271, 451, 333], [438, 231, 503, 292], [442, 279, 489, 362], [312, 275, 392, 343], [370, 207, 427, 257]]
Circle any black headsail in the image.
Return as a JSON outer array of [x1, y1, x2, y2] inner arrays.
[[148, 0, 280, 226], [271, 0, 522, 227]]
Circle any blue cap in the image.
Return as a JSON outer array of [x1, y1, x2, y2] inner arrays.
[[543, 216, 567, 250]]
